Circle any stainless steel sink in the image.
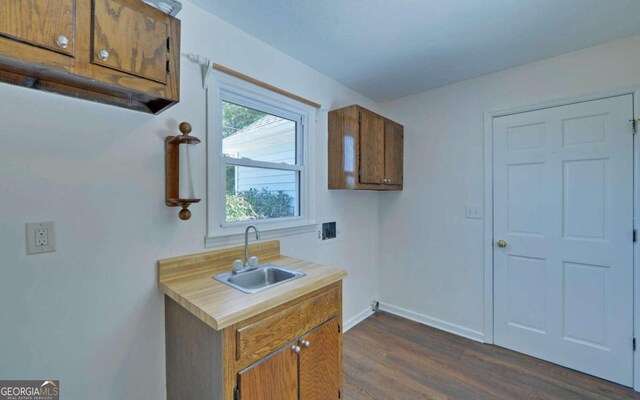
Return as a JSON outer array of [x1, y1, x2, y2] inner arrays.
[[213, 264, 306, 294]]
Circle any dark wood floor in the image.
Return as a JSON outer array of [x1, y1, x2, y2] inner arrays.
[[343, 312, 639, 400]]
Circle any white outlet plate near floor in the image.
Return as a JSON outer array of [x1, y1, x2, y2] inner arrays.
[[26, 221, 56, 254]]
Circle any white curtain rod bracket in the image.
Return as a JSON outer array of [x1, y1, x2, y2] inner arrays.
[[183, 53, 212, 89]]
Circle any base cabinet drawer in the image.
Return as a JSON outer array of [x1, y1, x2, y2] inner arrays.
[[236, 286, 340, 364]]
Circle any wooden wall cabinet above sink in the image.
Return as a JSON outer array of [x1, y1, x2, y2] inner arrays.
[[329, 105, 404, 190], [0, 0, 180, 114]]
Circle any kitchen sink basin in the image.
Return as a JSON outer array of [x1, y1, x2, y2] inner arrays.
[[214, 264, 306, 294]]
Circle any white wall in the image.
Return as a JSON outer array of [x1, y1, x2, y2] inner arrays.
[[0, 2, 382, 399], [379, 34, 640, 339]]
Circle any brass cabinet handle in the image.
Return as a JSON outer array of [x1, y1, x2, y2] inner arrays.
[[496, 240, 507, 248]]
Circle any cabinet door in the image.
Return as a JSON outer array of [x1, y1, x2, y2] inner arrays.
[[384, 119, 404, 186], [359, 110, 385, 185], [92, 0, 169, 83], [300, 318, 341, 400], [238, 343, 299, 400], [0, 0, 75, 56]]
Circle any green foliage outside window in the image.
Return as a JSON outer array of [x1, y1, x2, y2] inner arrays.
[[226, 188, 294, 222], [225, 194, 258, 222]]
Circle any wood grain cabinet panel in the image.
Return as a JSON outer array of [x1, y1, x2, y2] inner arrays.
[[238, 344, 299, 400], [359, 110, 386, 185], [299, 318, 341, 400], [0, 0, 180, 114], [384, 119, 404, 186], [328, 105, 404, 190], [92, 0, 169, 83], [236, 287, 340, 364], [0, 0, 75, 56]]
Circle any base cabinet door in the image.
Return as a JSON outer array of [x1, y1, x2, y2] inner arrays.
[[299, 318, 341, 400], [238, 342, 299, 400]]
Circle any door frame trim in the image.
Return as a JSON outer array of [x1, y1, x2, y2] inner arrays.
[[483, 85, 640, 390]]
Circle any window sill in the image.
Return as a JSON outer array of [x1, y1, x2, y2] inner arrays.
[[205, 223, 317, 249]]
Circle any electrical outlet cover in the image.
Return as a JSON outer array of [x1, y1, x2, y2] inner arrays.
[[26, 222, 56, 254], [465, 205, 483, 219]]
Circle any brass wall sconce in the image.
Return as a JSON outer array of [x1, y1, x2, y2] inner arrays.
[[165, 122, 201, 220]]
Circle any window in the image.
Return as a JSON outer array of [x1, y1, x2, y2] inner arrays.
[[222, 102, 300, 222], [207, 73, 315, 241]]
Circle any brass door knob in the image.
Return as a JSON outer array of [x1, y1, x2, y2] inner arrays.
[[291, 345, 301, 354], [301, 340, 310, 348], [496, 240, 507, 248]]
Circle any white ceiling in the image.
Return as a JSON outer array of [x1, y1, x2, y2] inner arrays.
[[192, 0, 640, 102]]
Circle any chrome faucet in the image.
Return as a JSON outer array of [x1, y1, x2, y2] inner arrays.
[[244, 225, 260, 266], [232, 225, 261, 274]]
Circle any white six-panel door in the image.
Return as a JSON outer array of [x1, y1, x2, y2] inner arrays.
[[493, 95, 634, 385]]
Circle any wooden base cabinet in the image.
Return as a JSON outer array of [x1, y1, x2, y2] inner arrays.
[[0, 0, 180, 113], [165, 282, 344, 400], [328, 105, 404, 190]]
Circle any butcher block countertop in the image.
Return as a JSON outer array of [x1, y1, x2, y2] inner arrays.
[[157, 240, 346, 331]]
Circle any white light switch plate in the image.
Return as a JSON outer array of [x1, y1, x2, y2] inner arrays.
[[465, 205, 483, 219], [26, 221, 56, 254]]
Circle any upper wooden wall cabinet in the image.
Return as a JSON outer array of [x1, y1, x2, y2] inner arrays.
[[0, 0, 180, 114], [329, 105, 404, 190]]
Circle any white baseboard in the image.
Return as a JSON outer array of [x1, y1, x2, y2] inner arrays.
[[379, 303, 485, 343], [343, 307, 374, 332]]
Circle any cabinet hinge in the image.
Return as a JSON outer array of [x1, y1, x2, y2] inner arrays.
[[338, 389, 342, 398], [634, 338, 637, 351], [338, 324, 341, 333], [630, 119, 638, 134], [234, 386, 240, 400], [166, 60, 171, 74], [167, 37, 171, 51], [358, 169, 361, 177], [634, 229, 637, 242]]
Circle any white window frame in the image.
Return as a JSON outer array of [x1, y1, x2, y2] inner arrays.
[[205, 71, 316, 247]]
